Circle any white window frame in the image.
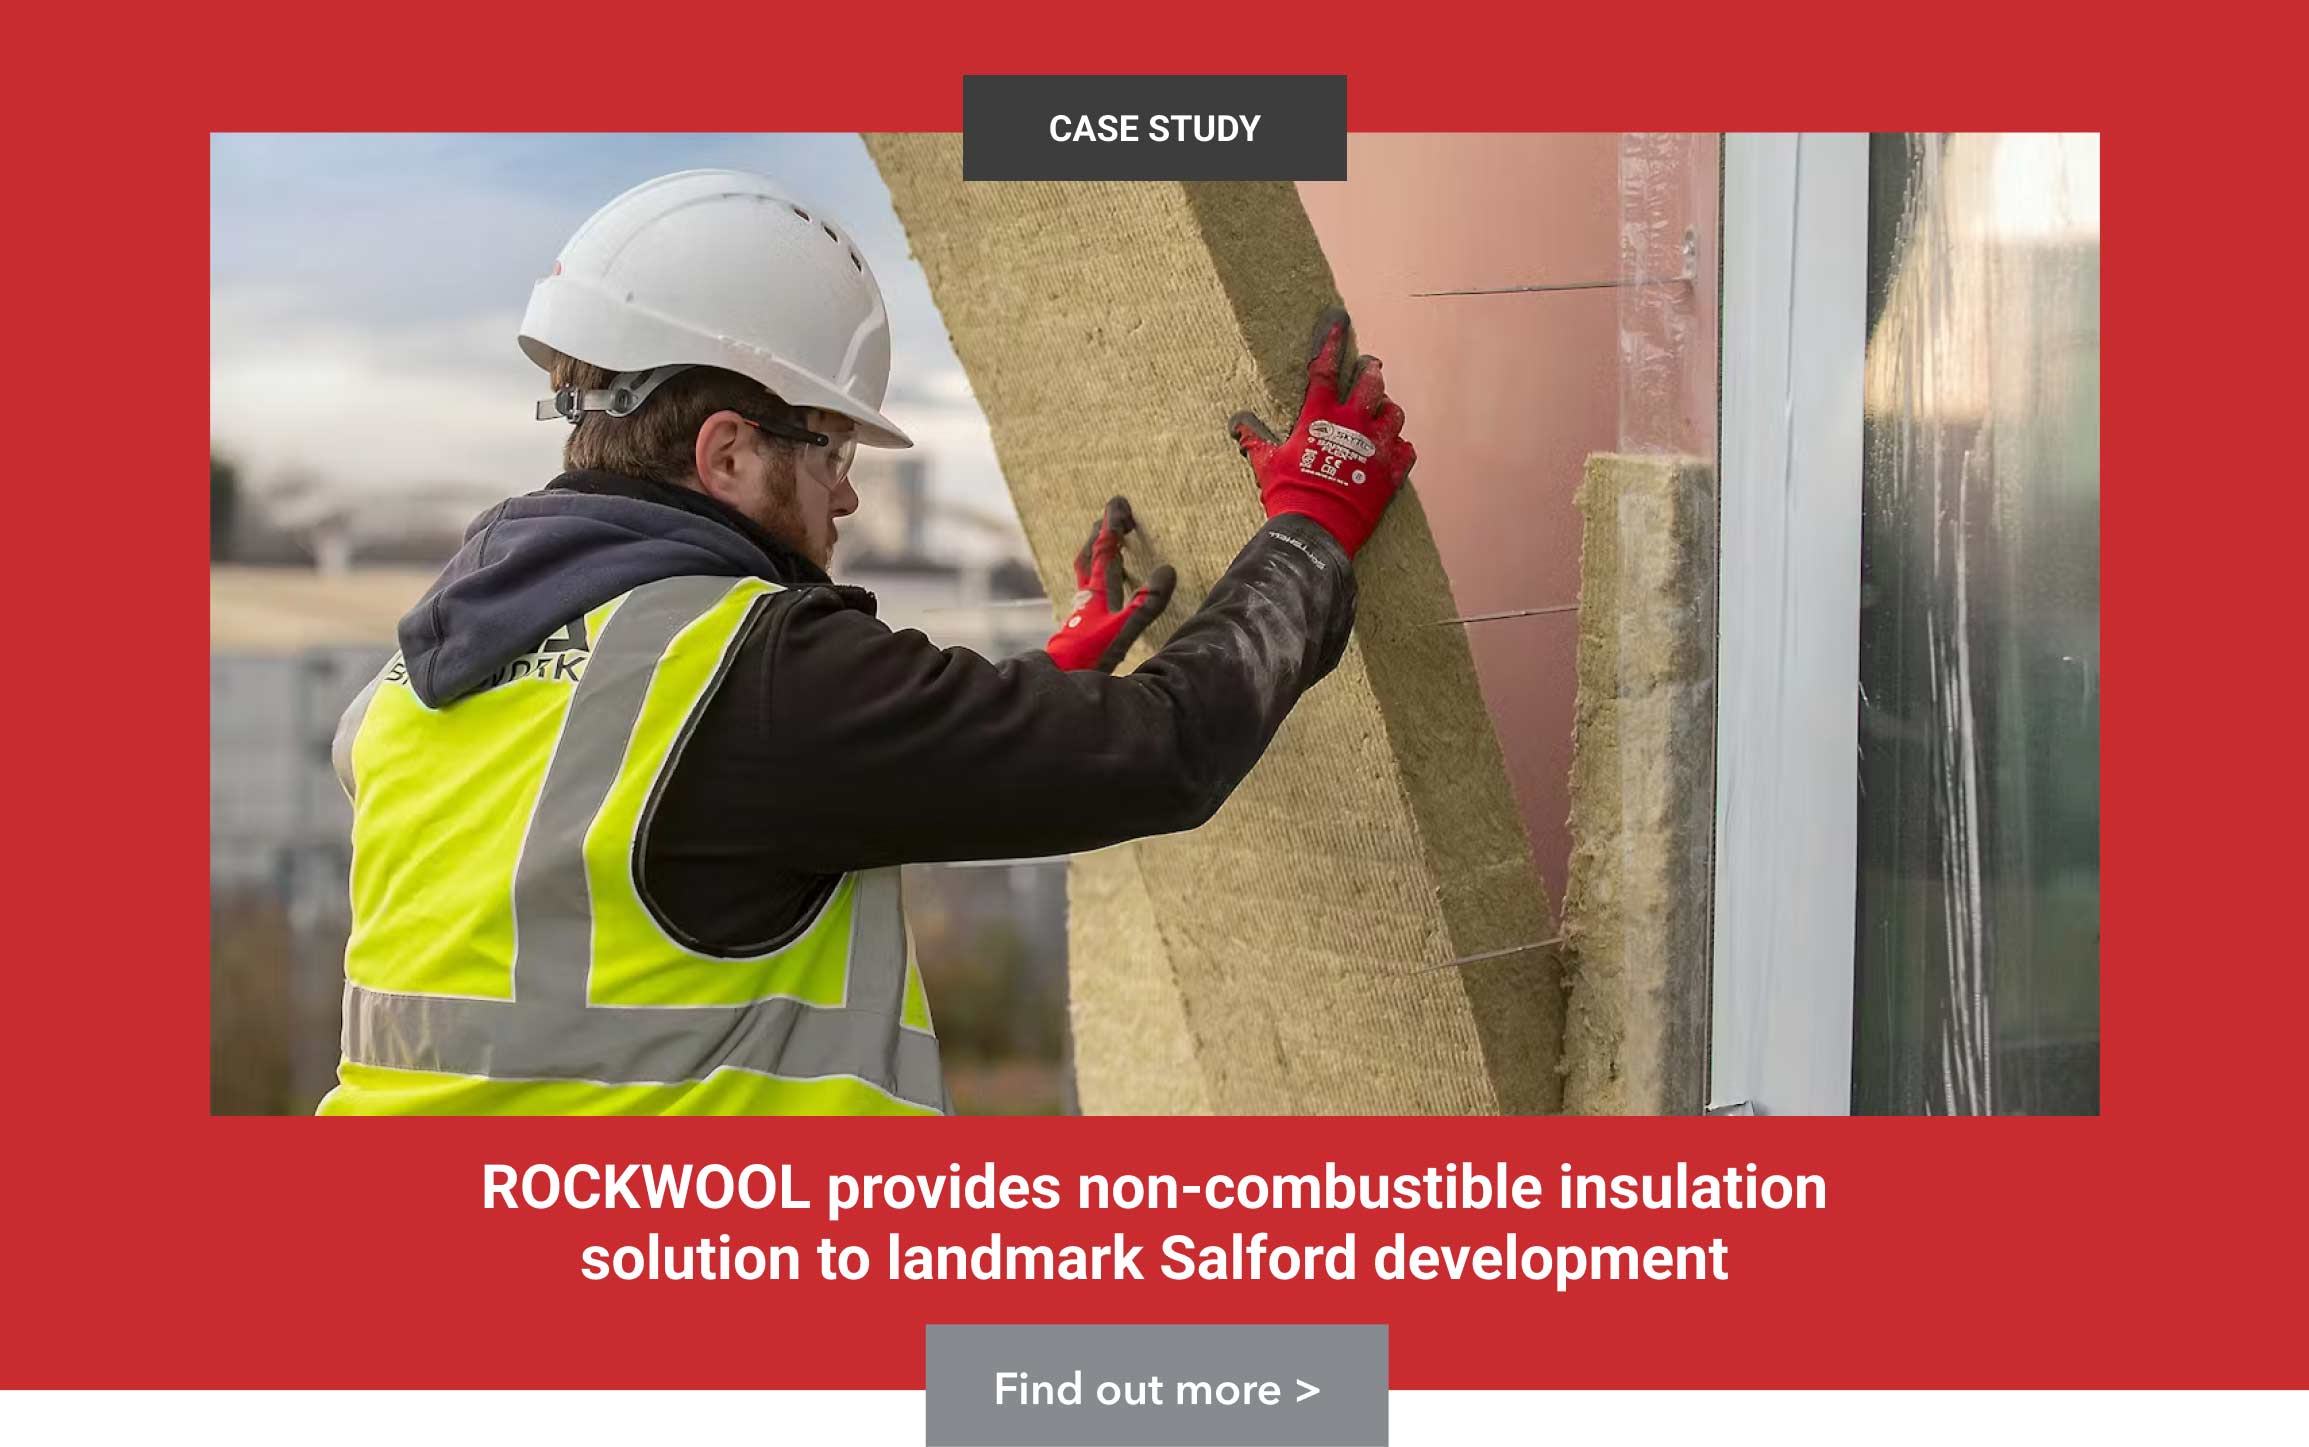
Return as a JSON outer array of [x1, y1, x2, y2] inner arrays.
[[1707, 133, 1870, 1116]]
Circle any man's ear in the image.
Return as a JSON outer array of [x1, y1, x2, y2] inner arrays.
[[692, 410, 752, 501]]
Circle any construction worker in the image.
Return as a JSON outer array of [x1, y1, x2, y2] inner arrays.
[[318, 169, 1415, 1117]]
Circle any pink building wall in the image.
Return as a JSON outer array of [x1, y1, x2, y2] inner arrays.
[[1301, 135, 1626, 910]]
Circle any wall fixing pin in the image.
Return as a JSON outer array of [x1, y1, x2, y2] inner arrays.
[[1702, 1100, 1755, 1116], [1413, 226, 1699, 298], [1426, 603, 1579, 626], [1411, 935, 1565, 974]]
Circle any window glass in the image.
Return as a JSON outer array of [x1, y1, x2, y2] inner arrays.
[[1853, 133, 2101, 1114]]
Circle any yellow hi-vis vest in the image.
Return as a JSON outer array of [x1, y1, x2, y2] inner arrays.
[[316, 574, 949, 1116]]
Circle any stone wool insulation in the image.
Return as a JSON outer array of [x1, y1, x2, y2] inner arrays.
[[1559, 454, 1717, 1115], [866, 136, 1560, 1113], [1062, 844, 1213, 1115]]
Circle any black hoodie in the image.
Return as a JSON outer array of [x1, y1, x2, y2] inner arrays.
[[393, 470, 1359, 954]]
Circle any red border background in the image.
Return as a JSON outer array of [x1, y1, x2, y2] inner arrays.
[[10, 5, 2283, 1392]]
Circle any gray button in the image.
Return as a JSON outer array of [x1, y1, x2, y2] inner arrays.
[[925, 1323, 1385, 1446]]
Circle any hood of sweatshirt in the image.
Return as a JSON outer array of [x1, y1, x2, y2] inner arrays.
[[395, 470, 840, 708]]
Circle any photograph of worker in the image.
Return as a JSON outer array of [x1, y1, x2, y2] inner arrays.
[[211, 133, 2099, 1119]]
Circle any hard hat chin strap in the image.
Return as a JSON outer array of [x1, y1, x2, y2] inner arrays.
[[534, 364, 695, 423]]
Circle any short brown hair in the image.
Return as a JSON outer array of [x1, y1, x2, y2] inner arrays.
[[547, 354, 802, 485]]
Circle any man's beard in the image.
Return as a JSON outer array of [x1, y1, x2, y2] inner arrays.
[[754, 468, 832, 571]]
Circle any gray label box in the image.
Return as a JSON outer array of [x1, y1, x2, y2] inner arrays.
[[962, 75, 1347, 181], [926, 1323, 1386, 1446]]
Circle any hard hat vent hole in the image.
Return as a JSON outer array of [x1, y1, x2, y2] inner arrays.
[[822, 223, 838, 242], [792, 206, 810, 221], [850, 251, 863, 271]]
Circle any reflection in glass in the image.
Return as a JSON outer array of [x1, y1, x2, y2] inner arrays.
[[1853, 134, 2100, 1114]]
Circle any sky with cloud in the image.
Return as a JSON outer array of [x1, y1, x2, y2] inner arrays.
[[210, 133, 1011, 552]]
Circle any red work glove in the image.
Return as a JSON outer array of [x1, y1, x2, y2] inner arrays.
[[1045, 496, 1177, 673], [1228, 306, 1414, 558]]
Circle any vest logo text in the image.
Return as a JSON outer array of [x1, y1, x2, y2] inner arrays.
[[479, 618, 592, 691]]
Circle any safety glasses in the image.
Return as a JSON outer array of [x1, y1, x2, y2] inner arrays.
[[740, 411, 857, 479]]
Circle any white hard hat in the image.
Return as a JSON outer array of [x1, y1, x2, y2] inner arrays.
[[519, 168, 912, 448]]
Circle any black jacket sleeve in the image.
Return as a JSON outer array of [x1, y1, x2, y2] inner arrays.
[[654, 511, 1357, 884]]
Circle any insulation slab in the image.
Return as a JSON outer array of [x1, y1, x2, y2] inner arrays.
[[1560, 454, 1717, 1115], [1064, 845, 1211, 1115], [867, 137, 1559, 1113]]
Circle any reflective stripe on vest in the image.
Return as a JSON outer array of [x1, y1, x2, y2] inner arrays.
[[318, 574, 947, 1116]]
